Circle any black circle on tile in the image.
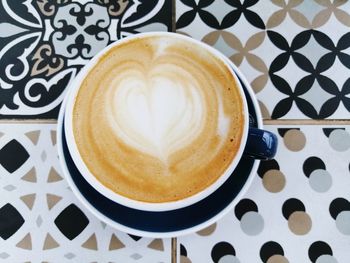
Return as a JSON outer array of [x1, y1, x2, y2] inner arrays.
[[234, 199, 258, 220], [308, 241, 332, 262], [211, 242, 236, 263], [303, 157, 326, 178], [329, 198, 350, 220], [282, 198, 305, 220], [180, 244, 187, 257], [260, 241, 284, 262], [257, 159, 280, 178]]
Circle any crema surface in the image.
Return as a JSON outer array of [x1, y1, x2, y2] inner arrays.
[[73, 35, 244, 203]]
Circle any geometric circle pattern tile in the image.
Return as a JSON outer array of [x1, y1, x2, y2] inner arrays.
[[177, 0, 350, 119]]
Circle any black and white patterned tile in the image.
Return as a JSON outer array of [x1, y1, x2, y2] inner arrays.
[[0, 124, 171, 262], [0, 0, 171, 119], [178, 125, 350, 262], [176, 0, 350, 119]]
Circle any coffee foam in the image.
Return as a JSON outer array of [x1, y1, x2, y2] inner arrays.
[[73, 36, 244, 203], [107, 63, 214, 162]]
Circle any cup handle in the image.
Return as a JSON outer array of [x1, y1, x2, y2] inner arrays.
[[243, 127, 278, 160]]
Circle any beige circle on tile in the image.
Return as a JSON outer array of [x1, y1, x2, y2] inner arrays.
[[267, 255, 289, 263], [288, 211, 312, 235], [262, 169, 286, 193], [180, 255, 192, 263], [284, 129, 306, 151], [196, 223, 217, 236]]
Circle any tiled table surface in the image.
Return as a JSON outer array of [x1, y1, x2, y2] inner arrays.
[[0, 0, 350, 262]]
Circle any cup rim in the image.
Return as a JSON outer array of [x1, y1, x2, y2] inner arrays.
[[64, 32, 249, 211], [57, 59, 262, 238]]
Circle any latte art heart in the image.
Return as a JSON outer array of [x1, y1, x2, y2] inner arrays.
[[107, 70, 207, 162], [73, 35, 244, 203]]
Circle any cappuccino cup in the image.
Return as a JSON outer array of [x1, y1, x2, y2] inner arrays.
[[64, 32, 277, 212]]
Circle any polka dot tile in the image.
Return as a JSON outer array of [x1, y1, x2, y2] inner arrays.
[[0, 124, 171, 262], [178, 125, 350, 262]]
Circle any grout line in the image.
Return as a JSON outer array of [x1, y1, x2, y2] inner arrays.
[[172, 238, 177, 263], [172, 0, 176, 32], [0, 119, 58, 124], [263, 119, 350, 125]]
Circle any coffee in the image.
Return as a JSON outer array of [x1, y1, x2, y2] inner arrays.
[[72, 35, 245, 203]]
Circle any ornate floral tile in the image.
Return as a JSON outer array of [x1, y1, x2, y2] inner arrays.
[[0, 0, 171, 119], [0, 124, 171, 262], [178, 125, 350, 262], [176, 0, 350, 119]]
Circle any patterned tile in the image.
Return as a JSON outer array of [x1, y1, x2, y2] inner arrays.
[[178, 125, 350, 262], [176, 0, 350, 119], [0, 124, 171, 262], [0, 0, 171, 119]]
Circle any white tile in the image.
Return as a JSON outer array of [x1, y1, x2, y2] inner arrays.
[[0, 124, 171, 262]]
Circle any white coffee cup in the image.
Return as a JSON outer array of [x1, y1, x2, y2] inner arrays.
[[63, 32, 277, 212]]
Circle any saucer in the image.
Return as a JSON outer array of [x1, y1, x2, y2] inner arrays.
[[57, 61, 262, 238]]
